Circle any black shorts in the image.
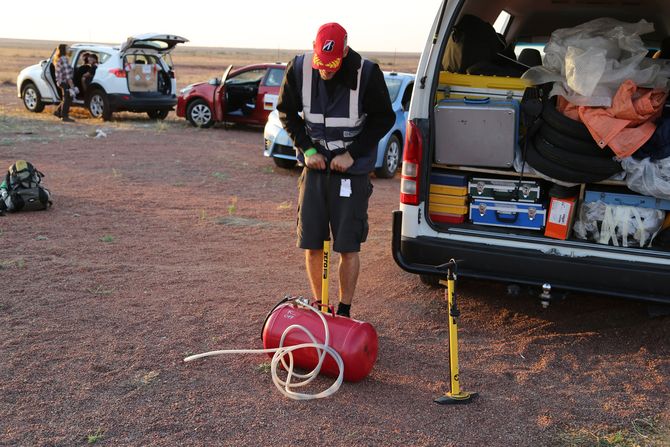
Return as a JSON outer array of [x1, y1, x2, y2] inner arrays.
[[297, 167, 373, 253]]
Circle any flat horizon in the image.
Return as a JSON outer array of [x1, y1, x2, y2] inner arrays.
[[0, 37, 421, 57]]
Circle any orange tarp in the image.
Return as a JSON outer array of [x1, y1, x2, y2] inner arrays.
[[557, 80, 668, 158]]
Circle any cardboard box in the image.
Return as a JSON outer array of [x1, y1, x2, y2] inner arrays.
[[128, 63, 157, 92], [544, 196, 578, 240]]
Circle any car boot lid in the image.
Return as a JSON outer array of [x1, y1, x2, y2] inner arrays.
[[120, 33, 188, 55]]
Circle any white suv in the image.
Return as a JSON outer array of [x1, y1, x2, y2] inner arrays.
[[17, 33, 187, 120], [393, 0, 670, 304]]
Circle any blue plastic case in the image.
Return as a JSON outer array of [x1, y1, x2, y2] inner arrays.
[[470, 199, 546, 230], [430, 170, 469, 187], [584, 190, 670, 211]]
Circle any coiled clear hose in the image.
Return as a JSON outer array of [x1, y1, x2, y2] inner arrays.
[[184, 302, 344, 400]]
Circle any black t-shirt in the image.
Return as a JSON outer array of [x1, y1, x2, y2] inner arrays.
[[74, 64, 91, 88]]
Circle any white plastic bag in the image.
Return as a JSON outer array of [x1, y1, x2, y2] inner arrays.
[[620, 156, 670, 200], [522, 18, 670, 106], [573, 200, 665, 247]]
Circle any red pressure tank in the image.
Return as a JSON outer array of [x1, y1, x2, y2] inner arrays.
[[262, 303, 378, 382]]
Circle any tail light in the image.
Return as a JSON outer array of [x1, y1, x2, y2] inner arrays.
[[400, 120, 423, 205], [109, 68, 126, 78]]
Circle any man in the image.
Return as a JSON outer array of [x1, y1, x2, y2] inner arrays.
[[277, 22, 394, 318]]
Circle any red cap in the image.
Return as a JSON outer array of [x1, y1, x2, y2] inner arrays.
[[312, 22, 348, 72]]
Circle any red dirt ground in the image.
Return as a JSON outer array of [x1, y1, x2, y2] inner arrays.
[[0, 85, 669, 446]]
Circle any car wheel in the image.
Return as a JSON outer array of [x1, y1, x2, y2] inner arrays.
[[22, 82, 45, 113], [525, 135, 614, 183], [147, 109, 169, 120], [538, 122, 607, 157], [87, 89, 112, 121], [541, 97, 593, 141], [186, 99, 214, 128], [375, 134, 402, 178], [419, 274, 441, 288], [533, 134, 622, 176], [272, 157, 297, 169]]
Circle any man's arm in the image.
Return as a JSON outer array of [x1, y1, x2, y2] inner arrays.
[[346, 64, 395, 160], [277, 58, 313, 153]]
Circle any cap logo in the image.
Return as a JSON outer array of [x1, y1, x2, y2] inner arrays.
[[313, 53, 342, 70], [322, 40, 335, 52]]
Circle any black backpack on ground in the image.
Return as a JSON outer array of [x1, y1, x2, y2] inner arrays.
[[0, 160, 52, 213]]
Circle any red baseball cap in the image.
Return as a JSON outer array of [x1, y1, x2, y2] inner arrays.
[[312, 22, 348, 72]]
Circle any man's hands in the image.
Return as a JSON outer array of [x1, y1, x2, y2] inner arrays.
[[305, 150, 354, 172], [304, 152, 327, 170], [330, 152, 354, 172]]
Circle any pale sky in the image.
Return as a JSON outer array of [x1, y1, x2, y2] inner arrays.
[[0, 0, 440, 53]]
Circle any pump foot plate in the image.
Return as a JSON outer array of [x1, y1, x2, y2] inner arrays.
[[434, 391, 478, 405]]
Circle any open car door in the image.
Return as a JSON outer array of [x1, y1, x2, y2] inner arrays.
[[213, 65, 233, 122], [41, 48, 60, 100]]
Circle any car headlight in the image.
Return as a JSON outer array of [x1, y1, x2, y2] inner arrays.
[[179, 85, 193, 96]]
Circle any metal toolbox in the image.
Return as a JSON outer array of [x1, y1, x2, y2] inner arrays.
[[469, 177, 541, 202], [470, 199, 546, 230], [429, 193, 468, 206], [430, 170, 469, 187], [429, 202, 469, 224], [434, 98, 519, 168], [428, 170, 469, 224], [435, 71, 530, 106]]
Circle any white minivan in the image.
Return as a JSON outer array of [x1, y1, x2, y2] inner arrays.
[[393, 0, 670, 304]]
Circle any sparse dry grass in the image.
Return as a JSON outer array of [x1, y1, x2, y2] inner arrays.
[[0, 40, 58, 85], [555, 416, 670, 447]]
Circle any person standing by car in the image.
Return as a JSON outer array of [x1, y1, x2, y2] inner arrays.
[[53, 44, 76, 122], [277, 22, 394, 317]]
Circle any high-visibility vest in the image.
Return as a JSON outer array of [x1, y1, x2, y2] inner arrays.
[[295, 52, 375, 174]]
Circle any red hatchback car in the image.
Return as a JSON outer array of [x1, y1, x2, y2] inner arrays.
[[176, 63, 285, 128]]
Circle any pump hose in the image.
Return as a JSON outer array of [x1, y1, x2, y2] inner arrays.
[[183, 302, 344, 400]]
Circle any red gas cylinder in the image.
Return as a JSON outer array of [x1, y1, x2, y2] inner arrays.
[[262, 303, 378, 382]]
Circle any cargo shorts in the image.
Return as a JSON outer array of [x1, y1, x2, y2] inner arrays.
[[297, 167, 373, 253]]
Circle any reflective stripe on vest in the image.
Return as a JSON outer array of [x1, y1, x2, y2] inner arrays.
[[301, 52, 367, 152]]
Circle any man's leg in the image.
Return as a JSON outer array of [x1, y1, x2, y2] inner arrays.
[[297, 168, 329, 300], [305, 248, 324, 301], [338, 251, 360, 305]]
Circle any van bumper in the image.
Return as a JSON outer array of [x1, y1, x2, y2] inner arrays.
[[391, 210, 670, 304]]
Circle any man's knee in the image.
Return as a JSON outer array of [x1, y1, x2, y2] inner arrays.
[[306, 248, 323, 257]]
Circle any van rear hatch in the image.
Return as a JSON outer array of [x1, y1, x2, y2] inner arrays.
[[120, 33, 188, 56]]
